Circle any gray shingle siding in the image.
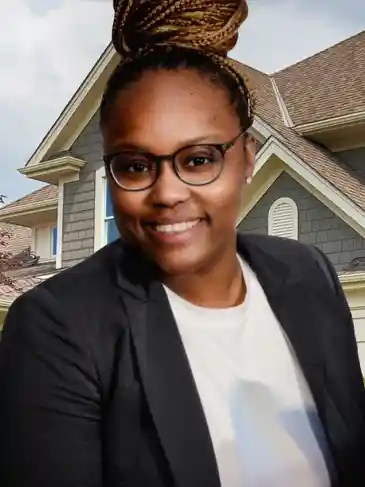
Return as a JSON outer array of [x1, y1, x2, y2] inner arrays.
[[337, 146, 365, 178], [61, 117, 365, 272], [238, 172, 365, 271], [62, 112, 104, 267]]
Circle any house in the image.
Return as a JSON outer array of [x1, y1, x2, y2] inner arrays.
[[0, 185, 58, 324], [1, 30, 365, 369]]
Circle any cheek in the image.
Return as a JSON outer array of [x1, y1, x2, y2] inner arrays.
[[200, 168, 244, 223], [110, 189, 146, 234]]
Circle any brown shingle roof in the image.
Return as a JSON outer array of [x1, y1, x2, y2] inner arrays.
[[0, 276, 41, 301], [273, 30, 365, 125], [0, 185, 57, 215], [0, 223, 32, 256], [234, 61, 365, 211]]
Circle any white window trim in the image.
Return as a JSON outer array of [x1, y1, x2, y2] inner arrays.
[[51, 226, 57, 258], [33, 224, 57, 262], [268, 197, 298, 240], [94, 166, 107, 252]]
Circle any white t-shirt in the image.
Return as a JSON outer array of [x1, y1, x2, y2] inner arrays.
[[163, 258, 331, 487]]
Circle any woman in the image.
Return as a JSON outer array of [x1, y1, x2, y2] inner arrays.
[[0, 1, 364, 486]]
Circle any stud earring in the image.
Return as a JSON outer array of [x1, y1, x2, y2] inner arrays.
[[245, 176, 252, 185]]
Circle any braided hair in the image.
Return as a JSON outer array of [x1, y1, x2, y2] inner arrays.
[[100, 0, 254, 130]]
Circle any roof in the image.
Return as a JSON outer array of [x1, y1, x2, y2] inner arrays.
[[19, 31, 365, 219], [0, 185, 57, 216], [0, 223, 32, 256], [273, 30, 365, 126], [0, 255, 57, 304], [0, 276, 41, 302], [235, 61, 365, 212]]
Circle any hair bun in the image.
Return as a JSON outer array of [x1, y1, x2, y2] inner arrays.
[[112, 0, 248, 58]]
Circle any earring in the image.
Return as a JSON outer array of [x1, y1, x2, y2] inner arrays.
[[245, 176, 252, 185]]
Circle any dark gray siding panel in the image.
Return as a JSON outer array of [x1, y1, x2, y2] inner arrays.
[[238, 172, 365, 271], [337, 147, 365, 177], [62, 112, 104, 267]]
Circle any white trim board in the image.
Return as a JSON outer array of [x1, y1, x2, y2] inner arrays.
[[237, 162, 283, 222], [94, 166, 106, 252], [252, 137, 365, 238], [26, 44, 119, 167]]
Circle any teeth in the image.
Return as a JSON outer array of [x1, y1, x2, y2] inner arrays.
[[154, 219, 200, 234]]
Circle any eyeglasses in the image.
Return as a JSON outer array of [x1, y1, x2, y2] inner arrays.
[[103, 131, 246, 192]]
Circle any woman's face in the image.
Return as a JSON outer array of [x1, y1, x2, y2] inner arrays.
[[102, 69, 255, 276]]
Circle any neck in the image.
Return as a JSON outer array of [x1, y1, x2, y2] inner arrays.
[[162, 243, 246, 308]]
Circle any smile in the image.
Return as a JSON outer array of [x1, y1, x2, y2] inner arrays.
[[152, 219, 201, 235]]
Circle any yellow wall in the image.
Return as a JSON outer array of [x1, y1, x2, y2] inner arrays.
[[0, 308, 7, 331]]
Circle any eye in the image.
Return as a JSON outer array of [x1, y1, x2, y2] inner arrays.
[[182, 147, 220, 166], [111, 153, 153, 174], [126, 161, 150, 173], [185, 155, 213, 167]]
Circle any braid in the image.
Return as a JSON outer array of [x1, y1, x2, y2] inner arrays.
[[102, 0, 254, 128]]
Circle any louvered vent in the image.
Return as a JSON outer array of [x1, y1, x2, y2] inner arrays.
[[268, 198, 298, 240]]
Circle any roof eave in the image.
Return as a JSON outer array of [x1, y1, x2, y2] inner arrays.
[[19, 156, 86, 184], [25, 43, 119, 168], [0, 199, 57, 225], [340, 271, 365, 292], [0, 297, 12, 311], [295, 110, 365, 135]]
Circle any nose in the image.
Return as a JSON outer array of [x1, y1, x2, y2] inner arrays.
[[149, 160, 190, 208]]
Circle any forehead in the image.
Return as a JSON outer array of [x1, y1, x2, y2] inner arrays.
[[102, 68, 239, 153]]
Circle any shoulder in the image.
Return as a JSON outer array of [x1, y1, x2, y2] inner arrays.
[[2, 242, 134, 388], [240, 233, 314, 258], [238, 233, 337, 290], [5, 241, 129, 336]]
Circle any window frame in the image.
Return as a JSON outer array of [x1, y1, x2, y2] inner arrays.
[[51, 226, 58, 258], [94, 167, 119, 251]]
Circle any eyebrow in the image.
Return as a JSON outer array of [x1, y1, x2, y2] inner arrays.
[[108, 133, 227, 153]]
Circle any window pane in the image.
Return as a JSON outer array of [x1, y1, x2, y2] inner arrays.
[[105, 184, 114, 218], [106, 218, 119, 244], [51, 227, 57, 256]]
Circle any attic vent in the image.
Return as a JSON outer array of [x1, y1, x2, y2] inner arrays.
[[268, 197, 298, 240]]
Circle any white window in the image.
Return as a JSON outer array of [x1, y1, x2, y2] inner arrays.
[[33, 225, 58, 261], [94, 167, 119, 251], [268, 197, 298, 240]]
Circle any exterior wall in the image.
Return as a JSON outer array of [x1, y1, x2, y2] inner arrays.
[[0, 310, 6, 330], [238, 172, 365, 271], [62, 112, 103, 267], [337, 146, 365, 177]]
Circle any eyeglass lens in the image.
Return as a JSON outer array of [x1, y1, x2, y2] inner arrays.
[[110, 144, 224, 190]]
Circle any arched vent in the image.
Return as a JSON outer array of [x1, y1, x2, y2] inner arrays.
[[268, 197, 298, 239]]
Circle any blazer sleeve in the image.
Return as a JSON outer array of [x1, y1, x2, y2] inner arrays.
[[0, 286, 103, 487]]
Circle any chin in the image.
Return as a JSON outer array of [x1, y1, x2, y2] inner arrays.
[[153, 248, 206, 277]]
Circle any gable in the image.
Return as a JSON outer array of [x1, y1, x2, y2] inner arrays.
[[238, 172, 365, 272], [337, 146, 365, 178]]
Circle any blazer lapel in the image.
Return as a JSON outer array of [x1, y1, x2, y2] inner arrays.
[[114, 237, 338, 486], [119, 273, 220, 487]]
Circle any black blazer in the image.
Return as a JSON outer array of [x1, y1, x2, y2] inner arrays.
[[0, 234, 364, 487]]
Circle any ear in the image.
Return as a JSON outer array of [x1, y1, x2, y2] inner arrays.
[[243, 133, 256, 181]]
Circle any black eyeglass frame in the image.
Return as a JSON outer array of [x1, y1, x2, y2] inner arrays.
[[103, 130, 247, 192]]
